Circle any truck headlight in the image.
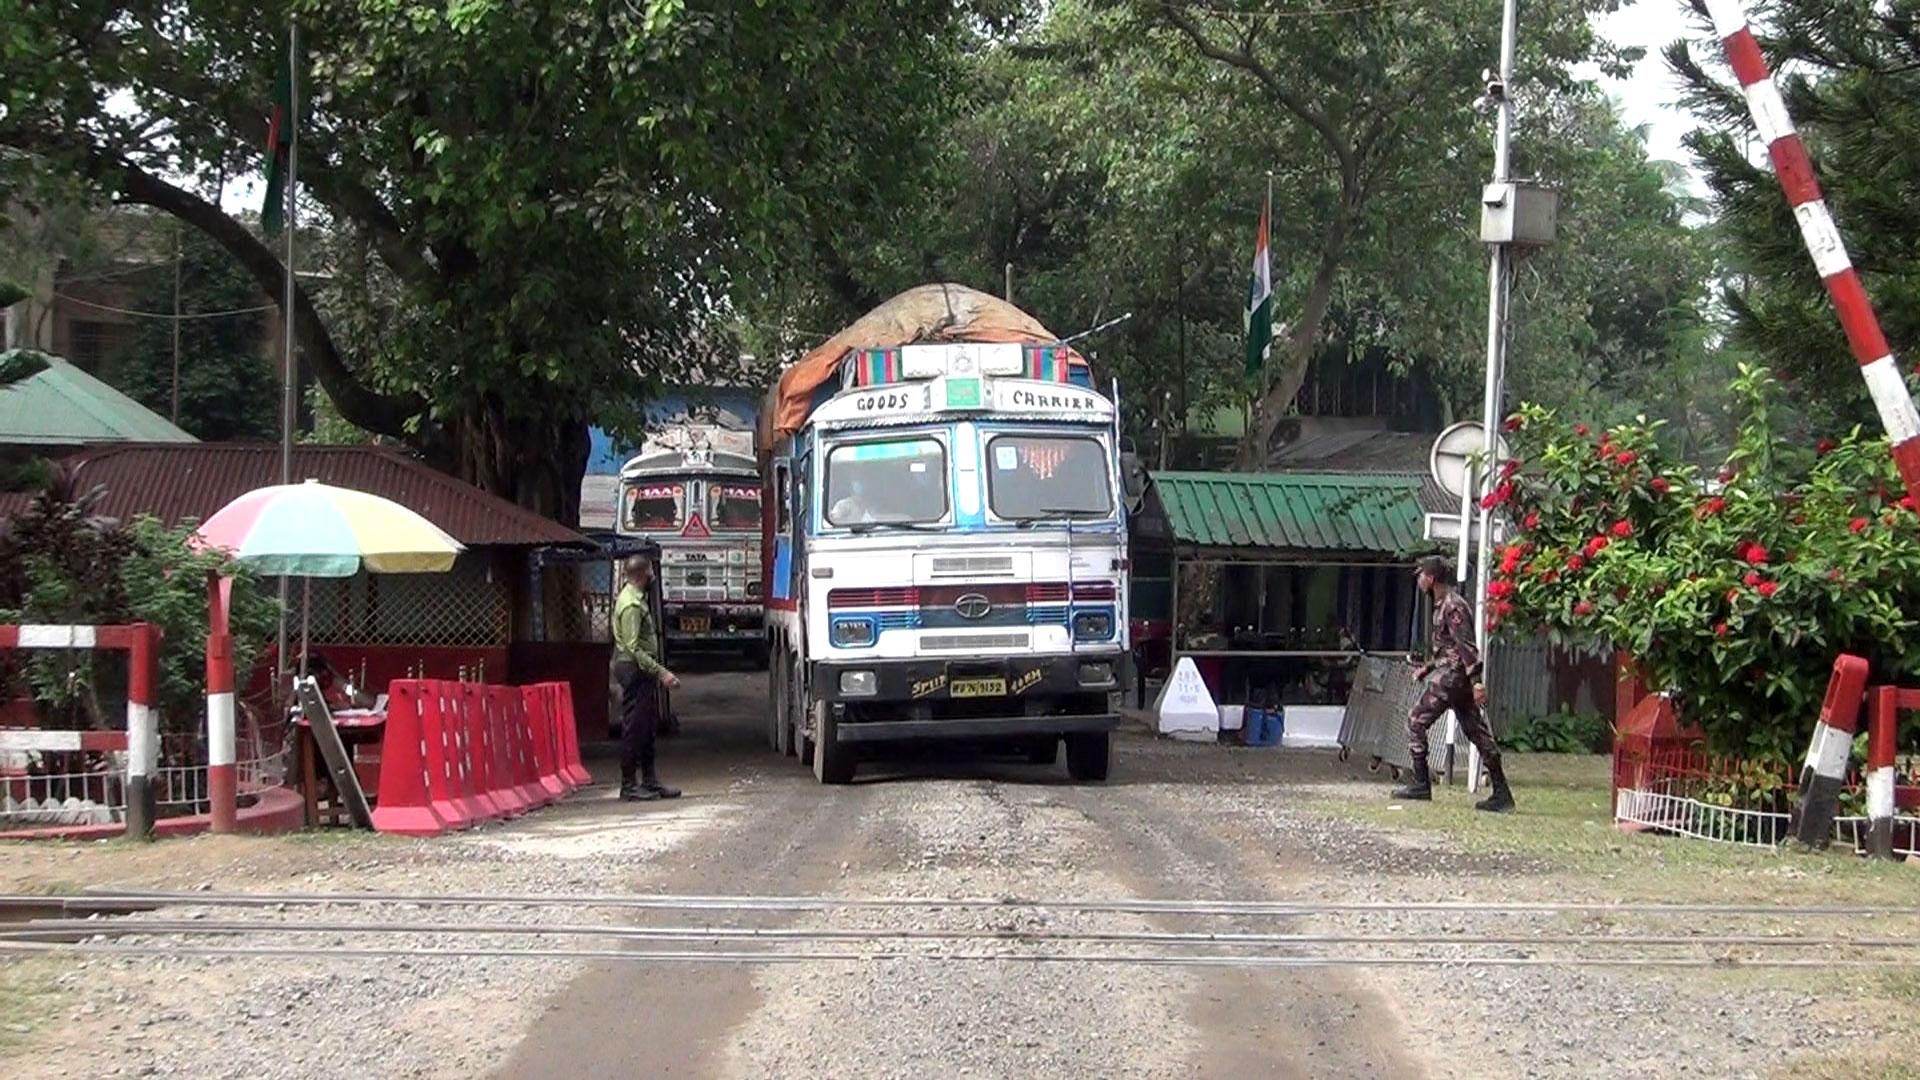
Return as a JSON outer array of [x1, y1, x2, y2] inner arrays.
[[746, 580, 763, 599], [831, 618, 875, 648], [839, 670, 877, 696], [1073, 612, 1114, 642]]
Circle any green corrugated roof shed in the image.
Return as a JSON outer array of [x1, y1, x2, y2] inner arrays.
[[0, 354, 195, 446], [1150, 470, 1428, 556]]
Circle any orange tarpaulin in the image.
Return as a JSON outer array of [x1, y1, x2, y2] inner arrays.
[[757, 283, 1084, 452]]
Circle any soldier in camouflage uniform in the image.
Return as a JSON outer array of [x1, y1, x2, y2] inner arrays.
[[1392, 555, 1515, 811]]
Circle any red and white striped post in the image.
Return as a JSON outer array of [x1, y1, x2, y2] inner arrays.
[[1794, 653, 1869, 847], [123, 625, 159, 840], [1865, 687, 1899, 860], [1704, 0, 1920, 501], [0, 623, 160, 839], [206, 574, 237, 834]]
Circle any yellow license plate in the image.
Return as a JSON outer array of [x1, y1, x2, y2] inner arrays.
[[950, 677, 1006, 698], [679, 616, 710, 633]]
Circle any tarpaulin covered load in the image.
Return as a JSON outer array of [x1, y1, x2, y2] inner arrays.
[[757, 283, 1088, 453]]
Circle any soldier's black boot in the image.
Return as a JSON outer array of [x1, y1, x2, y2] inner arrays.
[[641, 775, 681, 800], [1390, 758, 1433, 801], [620, 778, 660, 802], [1475, 758, 1515, 813]]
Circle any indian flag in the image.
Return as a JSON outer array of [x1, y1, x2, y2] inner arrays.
[[261, 38, 294, 236], [1244, 188, 1273, 376]]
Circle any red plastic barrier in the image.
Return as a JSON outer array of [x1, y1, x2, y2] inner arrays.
[[369, 681, 451, 837], [550, 681, 592, 788], [446, 680, 504, 821], [419, 681, 481, 830], [496, 685, 551, 810], [468, 682, 530, 816], [521, 685, 572, 799]]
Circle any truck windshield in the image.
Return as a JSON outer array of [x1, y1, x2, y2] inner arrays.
[[986, 434, 1112, 521], [709, 483, 762, 531], [825, 437, 947, 526], [623, 482, 682, 531]]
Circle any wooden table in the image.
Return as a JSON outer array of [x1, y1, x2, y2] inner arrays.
[[296, 708, 386, 827]]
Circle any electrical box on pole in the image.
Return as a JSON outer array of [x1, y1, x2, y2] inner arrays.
[[1479, 182, 1558, 248]]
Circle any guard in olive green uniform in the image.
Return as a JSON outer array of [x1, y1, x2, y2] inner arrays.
[[613, 555, 681, 802], [1393, 555, 1514, 811]]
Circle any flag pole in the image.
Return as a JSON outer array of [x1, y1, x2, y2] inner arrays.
[[275, 19, 298, 691]]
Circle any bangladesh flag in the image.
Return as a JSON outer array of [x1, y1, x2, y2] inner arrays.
[[261, 39, 294, 236], [1244, 189, 1273, 376]]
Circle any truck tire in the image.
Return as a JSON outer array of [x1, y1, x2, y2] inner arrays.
[[1065, 731, 1111, 782], [812, 702, 855, 785], [775, 652, 796, 758], [766, 650, 783, 751]]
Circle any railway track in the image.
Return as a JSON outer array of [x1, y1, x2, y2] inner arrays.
[[2, 889, 1916, 971]]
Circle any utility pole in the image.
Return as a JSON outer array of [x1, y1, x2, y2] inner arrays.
[[170, 218, 182, 425], [1452, 0, 1521, 790], [1004, 262, 1014, 303]]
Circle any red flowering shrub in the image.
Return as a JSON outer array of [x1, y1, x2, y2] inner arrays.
[[1497, 366, 1920, 759]]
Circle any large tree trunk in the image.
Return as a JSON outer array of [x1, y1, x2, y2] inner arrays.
[[441, 400, 592, 527]]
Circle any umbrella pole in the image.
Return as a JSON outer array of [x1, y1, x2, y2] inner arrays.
[[300, 577, 312, 677], [276, 576, 290, 703]]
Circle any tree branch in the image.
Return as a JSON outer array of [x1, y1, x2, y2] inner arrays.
[[1157, 3, 1356, 176], [12, 133, 427, 437]]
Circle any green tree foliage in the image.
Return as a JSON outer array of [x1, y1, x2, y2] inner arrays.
[[1, 0, 1010, 520], [758, 2, 1721, 463], [1670, 0, 1920, 435], [1492, 367, 1920, 761], [108, 227, 280, 442], [0, 467, 277, 739]]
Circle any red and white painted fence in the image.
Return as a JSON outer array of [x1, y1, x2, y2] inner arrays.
[[0, 623, 161, 839], [1704, 0, 1920, 502]]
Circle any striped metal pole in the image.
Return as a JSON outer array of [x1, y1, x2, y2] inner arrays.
[[207, 574, 237, 833], [1864, 687, 1898, 860], [124, 624, 158, 841], [1794, 653, 1869, 847], [1704, 0, 1920, 498]]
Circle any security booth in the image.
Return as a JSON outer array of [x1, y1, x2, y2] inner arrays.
[[1137, 470, 1443, 709]]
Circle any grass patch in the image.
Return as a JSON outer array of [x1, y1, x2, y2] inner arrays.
[[0, 957, 61, 1053], [1307, 753, 1920, 904]]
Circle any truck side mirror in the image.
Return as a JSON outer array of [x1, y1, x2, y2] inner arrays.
[[1119, 451, 1147, 505]]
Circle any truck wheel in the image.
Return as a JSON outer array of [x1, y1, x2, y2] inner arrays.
[[812, 702, 855, 785], [1025, 738, 1059, 767], [776, 653, 796, 757], [766, 650, 784, 751], [1065, 732, 1111, 782]]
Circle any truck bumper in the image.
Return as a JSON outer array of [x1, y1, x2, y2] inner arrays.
[[809, 650, 1129, 705], [833, 713, 1119, 743], [663, 604, 763, 646]]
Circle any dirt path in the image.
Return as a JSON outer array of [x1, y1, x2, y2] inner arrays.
[[500, 675, 1421, 1079]]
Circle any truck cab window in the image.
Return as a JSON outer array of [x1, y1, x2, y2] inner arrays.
[[710, 484, 763, 531], [825, 437, 947, 526], [625, 483, 682, 530], [985, 435, 1111, 521]]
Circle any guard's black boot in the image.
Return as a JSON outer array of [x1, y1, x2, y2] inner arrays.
[[1390, 758, 1433, 801], [620, 780, 660, 802], [1475, 759, 1515, 813], [641, 777, 681, 800]]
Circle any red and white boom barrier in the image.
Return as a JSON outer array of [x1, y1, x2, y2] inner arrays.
[[0, 623, 161, 839], [1703, 0, 1920, 502]]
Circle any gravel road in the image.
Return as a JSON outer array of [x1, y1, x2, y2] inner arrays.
[[3, 668, 1913, 1079]]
